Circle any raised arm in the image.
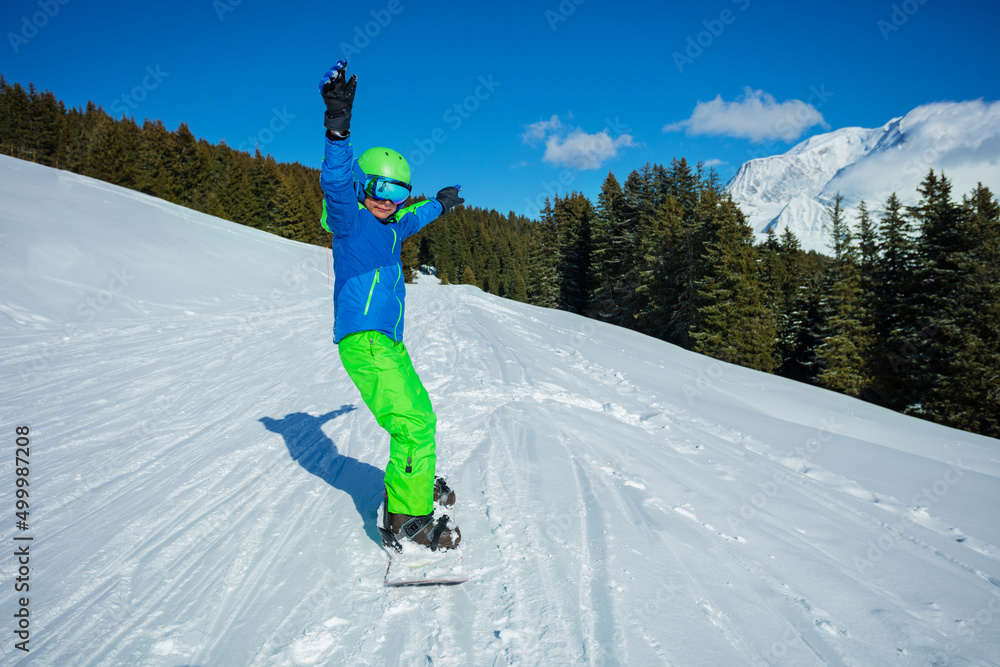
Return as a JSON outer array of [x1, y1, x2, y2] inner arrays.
[[318, 60, 360, 235]]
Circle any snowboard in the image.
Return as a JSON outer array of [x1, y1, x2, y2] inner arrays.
[[383, 542, 467, 587]]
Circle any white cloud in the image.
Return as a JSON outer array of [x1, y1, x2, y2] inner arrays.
[[543, 130, 636, 170], [703, 158, 725, 168], [521, 115, 564, 145], [522, 114, 635, 170], [665, 88, 828, 143]]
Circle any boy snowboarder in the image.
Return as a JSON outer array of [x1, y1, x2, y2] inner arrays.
[[318, 60, 464, 551]]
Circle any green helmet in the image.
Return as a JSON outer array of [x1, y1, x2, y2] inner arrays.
[[357, 147, 410, 185]]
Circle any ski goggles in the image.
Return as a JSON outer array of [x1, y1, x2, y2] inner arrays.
[[364, 176, 412, 205]]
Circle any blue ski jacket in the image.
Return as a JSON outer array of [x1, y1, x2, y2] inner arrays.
[[319, 136, 443, 343]]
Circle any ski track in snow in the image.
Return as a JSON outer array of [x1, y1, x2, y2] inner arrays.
[[2, 156, 999, 666]]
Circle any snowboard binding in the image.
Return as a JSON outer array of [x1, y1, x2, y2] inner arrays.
[[377, 483, 460, 553]]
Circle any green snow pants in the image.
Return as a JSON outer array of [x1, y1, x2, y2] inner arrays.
[[338, 331, 437, 516]]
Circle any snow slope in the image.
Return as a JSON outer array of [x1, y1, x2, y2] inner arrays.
[[726, 100, 1000, 253], [2, 154, 999, 666]]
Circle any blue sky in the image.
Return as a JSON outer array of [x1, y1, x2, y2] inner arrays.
[[2, 0, 999, 219]]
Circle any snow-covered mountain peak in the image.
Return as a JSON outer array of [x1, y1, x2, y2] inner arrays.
[[725, 125, 885, 221], [726, 99, 1000, 252], [784, 123, 887, 157]]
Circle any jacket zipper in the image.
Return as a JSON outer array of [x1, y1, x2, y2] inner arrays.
[[363, 268, 379, 316]]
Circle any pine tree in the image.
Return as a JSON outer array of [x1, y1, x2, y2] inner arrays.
[[556, 192, 594, 314], [609, 168, 652, 328], [920, 183, 1000, 435], [271, 172, 306, 239], [635, 194, 685, 341], [760, 227, 804, 374], [510, 273, 528, 303], [79, 102, 115, 181], [788, 294, 823, 380], [526, 198, 560, 308], [54, 105, 85, 172], [690, 198, 777, 371], [135, 119, 174, 199], [669, 179, 719, 347], [0, 76, 14, 154], [871, 192, 920, 409], [461, 265, 478, 288], [169, 122, 208, 209], [483, 244, 502, 295], [0, 81, 33, 159], [90, 114, 139, 188], [856, 200, 878, 292], [247, 150, 280, 232], [823, 193, 850, 259], [633, 159, 710, 348], [904, 170, 965, 419], [815, 194, 874, 397], [664, 158, 699, 215], [400, 237, 419, 283], [589, 173, 630, 323], [27, 86, 63, 167]]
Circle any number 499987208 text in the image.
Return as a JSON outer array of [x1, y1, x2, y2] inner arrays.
[[15, 427, 31, 531]]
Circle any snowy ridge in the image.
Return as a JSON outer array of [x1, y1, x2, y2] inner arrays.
[[726, 100, 1000, 253], [2, 155, 999, 665]]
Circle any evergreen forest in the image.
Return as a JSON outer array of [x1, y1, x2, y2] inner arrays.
[[2, 78, 998, 438]]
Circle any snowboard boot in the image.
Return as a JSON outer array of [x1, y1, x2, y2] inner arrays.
[[434, 477, 456, 508], [378, 491, 461, 553]]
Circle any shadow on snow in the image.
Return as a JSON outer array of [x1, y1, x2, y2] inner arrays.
[[259, 405, 384, 547]]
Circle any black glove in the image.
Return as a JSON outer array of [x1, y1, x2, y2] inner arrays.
[[436, 186, 465, 214], [319, 60, 357, 134]]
